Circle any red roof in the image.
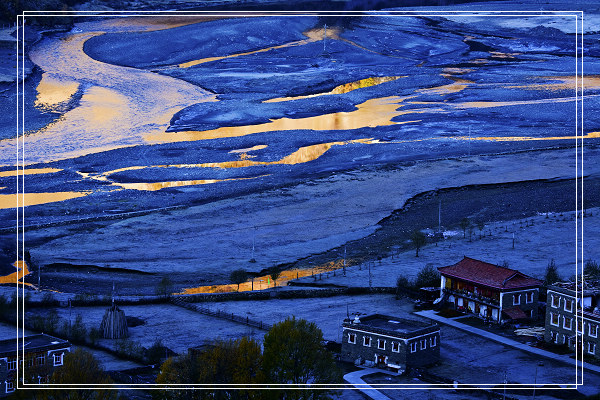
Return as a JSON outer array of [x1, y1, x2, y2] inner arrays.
[[438, 257, 542, 290]]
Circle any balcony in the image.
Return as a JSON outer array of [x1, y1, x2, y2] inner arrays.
[[443, 288, 499, 307]]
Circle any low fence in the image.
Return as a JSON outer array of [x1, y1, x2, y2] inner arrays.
[[171, 297, 272, 331], [179, 286, 396, 303]]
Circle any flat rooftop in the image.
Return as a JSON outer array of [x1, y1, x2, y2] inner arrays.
[[345, 314, 438, 336], [0, 334, 70, 357]]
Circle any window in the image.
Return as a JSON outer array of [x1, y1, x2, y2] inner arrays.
[[590, 324, 598, 338], [53, 353, 63, 366], [513, 294, 521, 305], [526, 292, 534, 304], [348, 333, 356, 344], [577, 321, 583, 334], [430, 336, 437, 347], [410, 342, 417, 353], [420, 339, 427, 350], [7, 359, 16, 371], [550, 313, 559, 326], [392, 342, 400, 353], [589, 342, 596, 355], [563, 317, 573, 331], [562, 335, 566, 345], [551, 295, 559, 308], [550, 330, 558, 343], [5, 381, 14, 393], [37, 354, 45, 366], [363, 336, 371, 347], [377, 339, 385, 350], [25, 358, 33, 368], [564, 298, 573, 312]]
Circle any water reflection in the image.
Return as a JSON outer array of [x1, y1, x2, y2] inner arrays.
[[0, 191, 90, 209], [506, 75, 600, 91], [0, 168, 62, 177], [34, 73, 79, 112], [149, 96, 420, 143], [114, 175, 266, 191], [264, 76, 404, 103], [0, 261, 33, 287], [180, 259, 346, 294], [454, 131, 600, 142], [178, 27, 339, 69]]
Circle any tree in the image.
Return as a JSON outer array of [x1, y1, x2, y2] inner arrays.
[[544, 259, 561, 286], [156, 276, 174, 299], [262, 317, 341, 399], [71, 314, 87, 343], [396, 275, 413, 298], [155, 352, 201, 400], [197, 337, 264, 399], [269, 267, 281, 288], [45, 348, 117, 400], [477, 221, 485, 238], [459, 218, 471, 239], [584, 260, 599, 279], [230, 269, 248, 291], [414, 263, 440, 289], [155, 337, 264, 400], [410, 230, 426, 257]]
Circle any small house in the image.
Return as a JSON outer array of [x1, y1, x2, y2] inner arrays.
[[341, 314, 440, 372]]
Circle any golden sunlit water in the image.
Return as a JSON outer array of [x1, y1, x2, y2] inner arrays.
[[264, 76, 405, 103], [0, 261, 33, 287], [34, 73, 80, 112], [0, 191, 91, 209], [0, 168, 62, 177], [178, 27, 339, 69], [148, 96, 421, 143], [180, 259, 346, 294], [0, 21, 215, 167], [506, 75, 600, 91]]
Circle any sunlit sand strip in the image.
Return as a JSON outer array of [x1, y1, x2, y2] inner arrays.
[[264, 76, 405, 103], [105, 15, 238, 32], [109, 174, 268, 192], [455, 97, 582, 109], [179, 259, 346, 294], [0, 168, 62, 177], [0, 191, 91, 210], [418, 76, 473, 95], [453, 131, 600, 142], [505, 75, 600, 91], [0, 261, 34, 288], [94, 139, 376, 182], [34, 73, 80, 112], [148, 96, 420, 143], [229, 144, 268, 154], [178, 27, 336, 68], [409, 95, 598, 109]]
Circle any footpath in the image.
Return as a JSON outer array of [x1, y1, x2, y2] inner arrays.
[[414, 310, 600, 374]]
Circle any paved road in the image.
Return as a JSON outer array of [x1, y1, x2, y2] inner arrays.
[[343, 368, 394, 400], [415, 310, 600, 374]]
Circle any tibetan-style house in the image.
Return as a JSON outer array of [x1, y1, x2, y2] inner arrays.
[[438, 257, 542, 323]]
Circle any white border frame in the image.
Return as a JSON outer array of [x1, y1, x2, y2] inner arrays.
[[13, 8, 584, 391]]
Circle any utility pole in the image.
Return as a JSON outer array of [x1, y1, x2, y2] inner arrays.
[[438, 200, 442, 235], [343, 245, 346, 276], [468, 126, 471, 156], [250, 226, 256, 263]]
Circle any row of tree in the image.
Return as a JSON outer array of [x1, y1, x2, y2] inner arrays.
[[155, 317, 342, 400]]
